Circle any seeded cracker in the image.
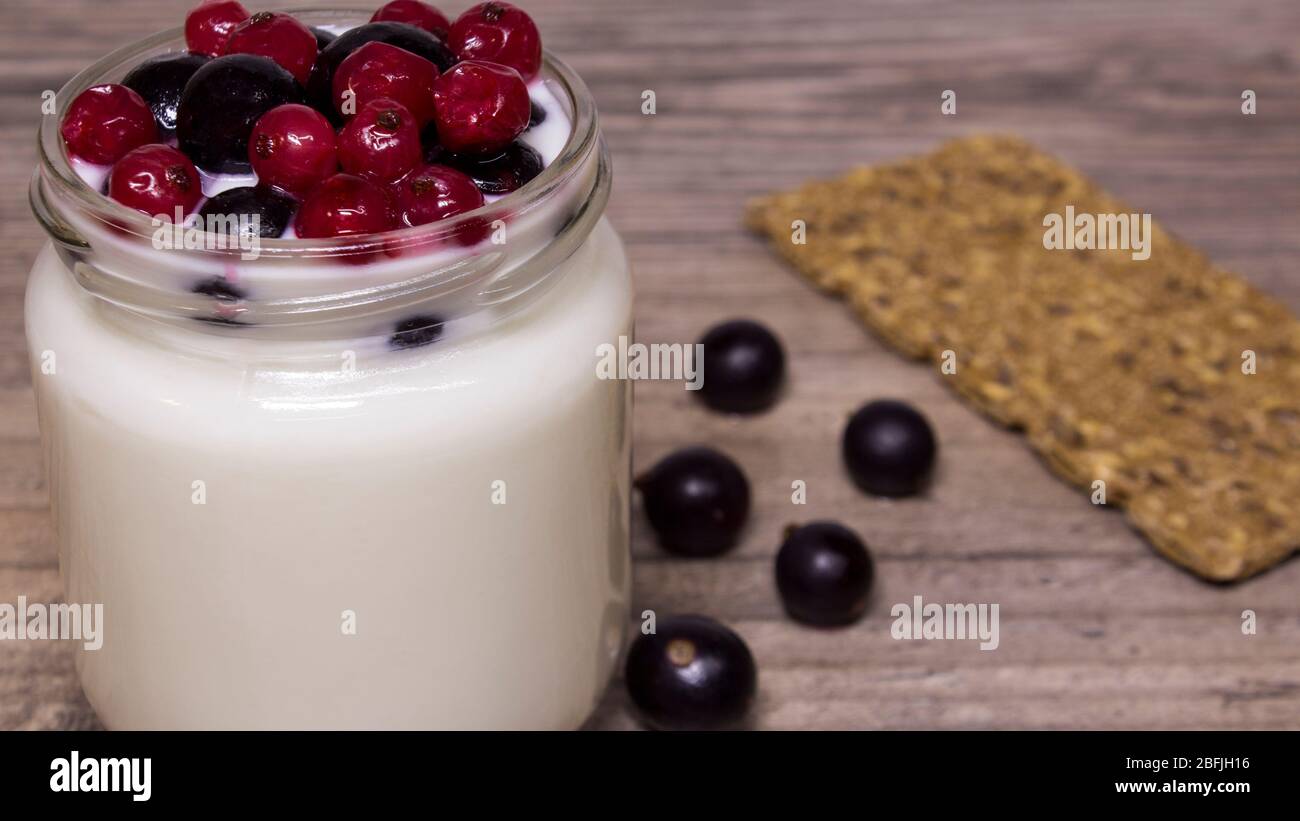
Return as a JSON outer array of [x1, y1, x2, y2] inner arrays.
[[746, 135, 1300, 581]]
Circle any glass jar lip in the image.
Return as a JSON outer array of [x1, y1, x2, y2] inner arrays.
[[35, 6, 600, 257]]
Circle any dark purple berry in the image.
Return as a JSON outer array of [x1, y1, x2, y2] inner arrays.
[[635, 447, 750, 557], [697, 319, 785, 413], [526, 99, 546, 130], [311, 27, 337, 51], [192, 276, 246, 301], [122, 52, 211, 134], [198, 186, 296, 239], [624, 614, 757, 731], [176, 54, 303, 173], [442, 140, 542, 195], [776, 521, 873, 627], [390, 315, 445, 349], [842, 400, 937, 496]]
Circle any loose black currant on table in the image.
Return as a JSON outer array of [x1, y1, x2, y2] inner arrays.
[[441, 140, 543, 195], [636, 446, 750, 557], [696, 319, 785, 413], [176, 54, 303, 173], [121, 52, 210, 134], [390, 315, 445, 349], [776, 521, 874, 627], [624, 614, 757, 730], [842, 399, 937, 496], [197, 186, 297, 239], [307, 21, 456, 120]]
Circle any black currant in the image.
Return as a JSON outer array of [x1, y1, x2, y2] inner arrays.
[[636, 447, 750, 557], [842, 399, 937, 496], [441, 141, 543, 195], [122, 52, 210, 134], [776, 521, 873, 626], [697, 319, 785, 413], [198, 185, 297, 239], [624, 614, 757, 730], [176, 54, 303, 173]]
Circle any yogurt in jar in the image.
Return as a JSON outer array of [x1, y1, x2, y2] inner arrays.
[[27, 9, 631, 729]]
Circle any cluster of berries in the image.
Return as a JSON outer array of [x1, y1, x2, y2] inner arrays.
[[60, 1, 547, 245]]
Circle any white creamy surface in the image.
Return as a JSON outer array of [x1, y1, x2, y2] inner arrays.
[[26, 218, 633, 728]]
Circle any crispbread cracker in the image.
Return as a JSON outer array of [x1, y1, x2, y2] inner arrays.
[[747, 135, 1300, 581]]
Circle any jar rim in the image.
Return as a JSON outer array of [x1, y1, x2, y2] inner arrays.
[[34, 6, 602, 258]]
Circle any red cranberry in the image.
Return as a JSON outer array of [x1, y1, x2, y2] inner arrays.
[[448, 2, 542, 81], [431, 61, 529, 154], [60, 84, 159, 165], [337, 99, 423, 184], [223, 11, 318, 85], [107, 144, 202, 218], [332, 42, 438, 127], [248, 104, 338, 196], [294, 173, 395, 238], [185, 0, 250, 58], [391, 163, 487, 245], [371, 0, 451, 38]]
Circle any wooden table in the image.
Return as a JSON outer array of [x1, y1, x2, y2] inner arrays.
[[2, 0, 1298, 730]]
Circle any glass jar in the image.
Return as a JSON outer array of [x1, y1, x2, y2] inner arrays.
[[26, 9, 631, 729]]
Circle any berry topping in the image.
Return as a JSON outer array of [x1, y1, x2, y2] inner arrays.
[[371, 0, 452, 39], [198, 185, 297, 239], [431, 60, 530, 154], [697, 319, 786, 413], [308, 21, 457, 118], [249, 104, 338, 196], [332, 41, 438, 126], [192, 276, 246, 301], [636, 447, 751, 557], [390, 315, 445, 349], [294, 173, 395, 238], [842, 399, 938, 496], [449, 2, 542, 82], [176, 54, 303, 173], [60, 84, 159, 165], [107, 144, 201, 218], [223, 11, 318, 85], [526, 99, 546, 130], [184, 0, 250, 58], [440, 140, 542, 195], [392, 163, 484, 227], [775, 521, 874, 627], [337, 99, 422, 184], [311, 27, 337, 51], [624, 614, 757, 731], [121, 53, 210, 135]]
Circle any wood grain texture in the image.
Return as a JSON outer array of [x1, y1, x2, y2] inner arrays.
[[1, 0, 1299, 730]]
